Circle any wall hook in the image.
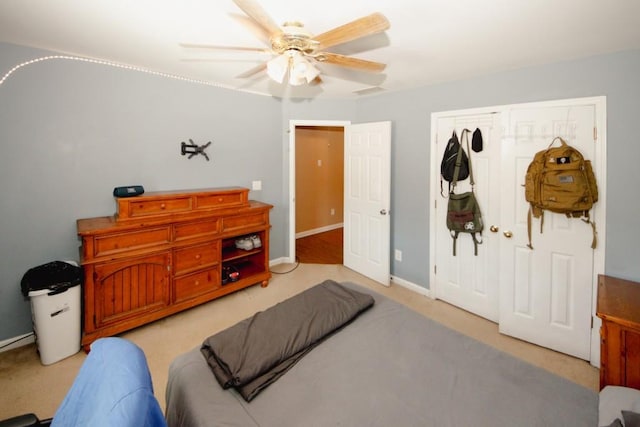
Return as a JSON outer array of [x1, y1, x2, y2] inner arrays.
[[181, 139, 211, 161]]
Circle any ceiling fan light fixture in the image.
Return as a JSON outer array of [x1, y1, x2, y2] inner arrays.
[[288, 51, 320, 85], [266, 50, 320, 86], [266, 53, 290, 83]]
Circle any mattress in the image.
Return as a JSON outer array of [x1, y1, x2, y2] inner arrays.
[[165, 282, 597, 427]]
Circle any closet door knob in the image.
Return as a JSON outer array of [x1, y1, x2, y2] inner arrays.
[[490, 225, 499, 233], [503, 231, 513, 238], [380, 209, 388, 215]]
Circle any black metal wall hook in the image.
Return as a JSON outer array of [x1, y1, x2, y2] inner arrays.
[[181, 139, 211, 161]]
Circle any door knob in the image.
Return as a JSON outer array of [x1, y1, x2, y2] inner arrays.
[[380, 209, 388, 215], [503, 231, 513, 238], [490, 225, 499, 233]]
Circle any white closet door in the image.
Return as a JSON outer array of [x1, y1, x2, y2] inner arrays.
[[433, 113, 501, 322], [431, 98, 605, 360], [498, 104, 597, 360]]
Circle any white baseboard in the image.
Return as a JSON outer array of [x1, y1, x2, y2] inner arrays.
[[269, 257, 292, 267], [296, 223, 343, 239], [391, 275, 433, 299], [0, 332, 35, 353]]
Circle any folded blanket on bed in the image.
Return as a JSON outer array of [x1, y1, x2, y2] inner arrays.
[[200, 279, 374, 402]]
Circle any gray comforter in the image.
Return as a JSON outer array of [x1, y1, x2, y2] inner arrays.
[[200, 280, 374, 402], [167, 282, 598, 427]]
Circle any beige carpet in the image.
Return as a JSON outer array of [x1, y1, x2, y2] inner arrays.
[[0, 263, 599, 420]]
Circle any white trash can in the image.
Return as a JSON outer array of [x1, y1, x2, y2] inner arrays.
[[22, 261, 82, 365]]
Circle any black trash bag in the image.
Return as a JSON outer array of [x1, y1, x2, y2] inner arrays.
[[21, 261, 82, 298]]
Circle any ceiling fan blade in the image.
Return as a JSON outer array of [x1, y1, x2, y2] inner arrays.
[[179, 43, 270, 53], [232, 0, 281, 36], [236, 62, 268, 78], [229, 13, 272, 47], [313, 12, 390, 51], [316, 52, 386, 72]]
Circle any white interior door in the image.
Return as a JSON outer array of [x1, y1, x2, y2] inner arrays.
[[498, 104, 597, 360], [433, 114, 502, 322], [344, 121, 391, 286]]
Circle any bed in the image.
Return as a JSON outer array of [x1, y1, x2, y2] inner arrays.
[[165, 281, 597, 427]]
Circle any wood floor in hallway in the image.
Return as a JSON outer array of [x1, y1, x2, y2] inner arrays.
[[296, 227, 343, 264]]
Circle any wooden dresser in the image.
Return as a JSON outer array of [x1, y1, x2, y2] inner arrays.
[[596, 274, 640, 390], [77, 187, 272, 351]]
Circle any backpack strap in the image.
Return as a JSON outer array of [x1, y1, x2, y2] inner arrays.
[[471, 232, 480, 256], [449, 130, 465, 255], [442, 131, 458, 197], [463, 129, 475, 188], [452, 231, 482, 256], [463, 128, 482, 256], [451, 230, 459, 256], [548, 136, 567, 149], [527, 207, 533, 250], [589, 219, 597, 249], [581, 212, 598, 249], [450, 133, 465, 191], [440, 176, 453, 198], [529, 208, 597, 250], [527, 207, 545, 250], [452, 129, 474, 190]]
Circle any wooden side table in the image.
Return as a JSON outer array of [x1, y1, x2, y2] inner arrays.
[[596, 274, 640, 390]]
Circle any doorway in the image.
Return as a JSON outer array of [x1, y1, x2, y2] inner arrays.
[[294, 125, 345, 264], [289, 120, 350, 265], [289, 120, 392, 285]]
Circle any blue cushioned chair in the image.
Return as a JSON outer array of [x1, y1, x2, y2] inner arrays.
[[1, 338, 166, 427]]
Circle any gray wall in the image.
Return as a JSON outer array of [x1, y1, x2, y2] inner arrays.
[[2, 41, 639, 342], [0, 43, 286, 341], [356, 49, 640, 288]]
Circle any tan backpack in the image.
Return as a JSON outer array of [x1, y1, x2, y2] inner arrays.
[[524, 137, 598, 249]]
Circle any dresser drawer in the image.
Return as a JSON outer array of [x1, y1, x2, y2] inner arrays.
[[124, 196, 193, 219], [174, 267, 220, 303], [174, 218, 220, 241], [196, 190, 247, 210], [222, 212, 267, 234], [174, 242, 219, 274], [93, 227, 171, 257]]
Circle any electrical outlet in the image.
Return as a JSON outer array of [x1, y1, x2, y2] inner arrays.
[[330, 208, 335, 215], [394, 249, 402, 262], [251, 180, 262, 191]]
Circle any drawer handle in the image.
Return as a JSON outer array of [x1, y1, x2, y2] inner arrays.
[[195, 254, 201, 259], [160, 203, 166, 209], [194, 280, 200, 286]]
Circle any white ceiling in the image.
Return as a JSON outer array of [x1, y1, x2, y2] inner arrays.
[[1, 0, 640, 99]]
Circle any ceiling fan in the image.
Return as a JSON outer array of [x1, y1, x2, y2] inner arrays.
[[180, 0, 390, 86]]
